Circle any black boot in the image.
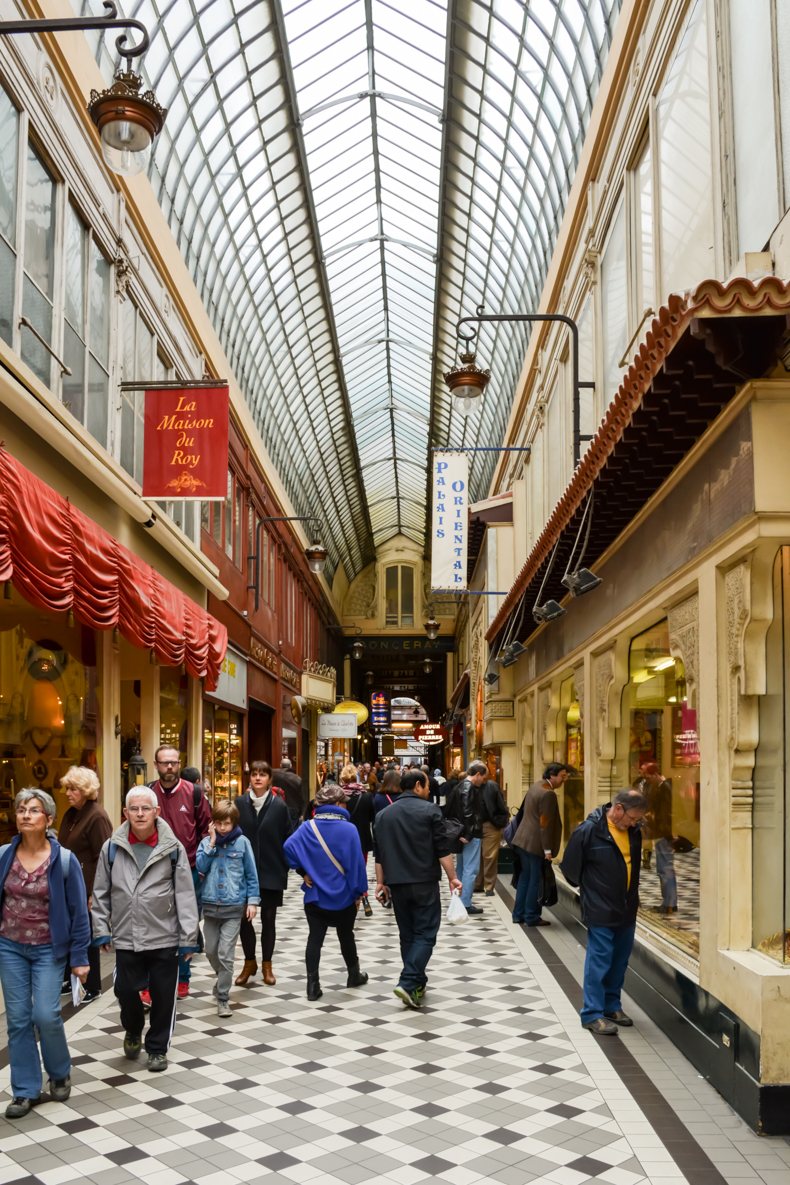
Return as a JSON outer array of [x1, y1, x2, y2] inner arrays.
[[346, 963, 369, 988], [306, 974, 323, 1001]]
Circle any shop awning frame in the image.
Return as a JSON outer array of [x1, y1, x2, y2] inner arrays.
[[0, 448, 227, 689], [487, 277, 790, 651]]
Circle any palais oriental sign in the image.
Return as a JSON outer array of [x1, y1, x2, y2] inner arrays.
[[414, 723, 448, 745], [143, 384, 229, 499]]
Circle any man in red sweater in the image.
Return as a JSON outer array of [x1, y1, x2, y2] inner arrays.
[[150, 746, 211, 997]]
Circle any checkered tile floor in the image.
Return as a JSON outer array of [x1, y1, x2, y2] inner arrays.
[[0, 879, 698, 1185]]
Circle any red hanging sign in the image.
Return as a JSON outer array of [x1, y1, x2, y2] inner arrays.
[[142, 385, 229, 500]]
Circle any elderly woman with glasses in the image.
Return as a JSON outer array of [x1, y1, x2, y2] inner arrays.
[[58, 765, 113, 1002], [0, 788, 90, 1119]]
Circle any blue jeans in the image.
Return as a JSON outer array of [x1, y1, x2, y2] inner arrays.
[[390, 882, 441, 992], [455, 838, 482, 908], [0, 938, 71, 1099], [512, 850, 546, 923], [178, 867, 203, 984], [654, 838, 677, 909], [581, 923, 636, 1025]]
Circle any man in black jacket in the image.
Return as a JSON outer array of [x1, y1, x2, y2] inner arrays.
[[560, 789, 647, 1036], [374, 769, 462, 1010], [474, 774, 510, 896]]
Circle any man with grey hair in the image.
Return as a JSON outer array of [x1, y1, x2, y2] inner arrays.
[[560, 789, 647, 1036], [92, 787, 199, 1072]]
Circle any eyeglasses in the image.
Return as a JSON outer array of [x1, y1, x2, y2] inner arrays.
[[16, 807, 45, 817], [156, 760, 179, 767], [127, 806, 156, 814]]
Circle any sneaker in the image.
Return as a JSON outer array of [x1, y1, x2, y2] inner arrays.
[[466, 905, 484, 915], [217, 1001, 232, 1018], [123, 1033, 142, 1060], [394, 985, 422, 1010], [48, 1076, 71, 1102], [526, 918, 551, 927], [177, 982, 189, 999], [147, 1053, 168, 1072], [5, 1095, 44, 1119], [413, 985, 426, 1003], [82, 990, 101, 1003], [604, 1010, 634, 1026], [484, 889, 495, 896], [140, 990, 152, 1009], [583, 1017, 618, 1036]]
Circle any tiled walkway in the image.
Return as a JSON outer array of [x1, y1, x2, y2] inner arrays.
[[1, 881, 789, 1185]]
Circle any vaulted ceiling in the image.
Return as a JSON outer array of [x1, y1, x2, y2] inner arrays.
[[80, 0, 622, 579]]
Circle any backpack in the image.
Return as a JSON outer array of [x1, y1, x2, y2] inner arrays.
[[0, 843, 70, 879], [107, 841, 177, 872]]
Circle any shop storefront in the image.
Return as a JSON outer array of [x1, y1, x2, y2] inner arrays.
[[203, 645, 247, 802]]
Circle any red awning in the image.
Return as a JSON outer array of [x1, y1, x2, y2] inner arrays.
[[0, 447, 227, 689]]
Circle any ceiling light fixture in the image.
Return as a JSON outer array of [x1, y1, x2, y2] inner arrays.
[[0, 5, 167, 178], [444, 345, 490, 418]]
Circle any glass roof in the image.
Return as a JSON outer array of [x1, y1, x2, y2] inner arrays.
[[78, 0, 621, 579]]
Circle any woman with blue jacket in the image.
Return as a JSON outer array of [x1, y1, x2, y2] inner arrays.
[[196, 799, 260, 1018], [283, 783, 369, 1001], [0, 789, 90, 1119]]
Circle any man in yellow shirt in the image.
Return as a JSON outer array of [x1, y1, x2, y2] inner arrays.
[[560, 789, 647, 1036]]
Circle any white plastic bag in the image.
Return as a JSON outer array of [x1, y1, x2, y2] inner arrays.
[[446, 889, 468, 924]]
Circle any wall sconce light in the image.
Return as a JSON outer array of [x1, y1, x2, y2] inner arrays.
[[444, 346, 490, 418], [351, 639, 364, 661], [423, 658, 433, 675], [125, 750, 148, 792], [365, 670, 374, 687], [424, 612, 439, 640], [0, 6, 167, 178]]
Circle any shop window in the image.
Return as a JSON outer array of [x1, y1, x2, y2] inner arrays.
[[560, 674, 585, 844], [753, 548, 790, 964], [0, 600, 100, 837], [385, 565, 414, 626], [613, 619, 700, 956], [203, 703, 242, 800]]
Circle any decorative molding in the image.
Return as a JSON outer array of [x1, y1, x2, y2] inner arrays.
[[114, 247, 133, 301], [303, 660, 336, 680], [38, 60, 58, 111], [517, 693, 534, 785], [280, 658, 300, 689], [668, 592, 699, 707], [725, 560, 755, 822], [250, 639, 278, 675], [593, 647, 616, 760], [345, 565, 376, 619], [537, 685, 552, 764]]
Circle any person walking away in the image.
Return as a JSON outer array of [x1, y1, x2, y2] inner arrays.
[[474, 773, 510, 895], [91, 787, 199, 1072], [272, 757, 305, 826], [58, 764, 113, 1001], [512, 763, 570, 926], [638, 762, 677, 914], [196, 799, 259, 1018], [339, 763, 375, 917], [372, 768, 401, 815], [0, 789, 90, 1119], [560, 789, 647, 1036], [374, 769, 462, 1009], [234, 760, 291, 986], [149, 745, 211, 998], [284, 783, 369, 1000], [444, 762, 487, 914]]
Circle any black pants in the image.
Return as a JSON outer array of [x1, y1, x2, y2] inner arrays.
[[390, 882, 441, 993], [304, 903, 359, 976], [239, 907, 277, 963], [114, 947, 178, 1056], [64, 917, 102, 996]]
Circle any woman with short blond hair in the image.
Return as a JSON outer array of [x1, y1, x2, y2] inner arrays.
[[58, 766, 113, 1002]]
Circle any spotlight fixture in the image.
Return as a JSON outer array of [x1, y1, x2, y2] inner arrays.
[[499, 640, 527, 667], [532, 599, 566, 625], [560, 492, 602, 598], [444, 348, 490, 418], [483, 669, 499, 685], [561, 567, 601, 597], [351, 639, 364, 661], [424, 612, 439, 640]]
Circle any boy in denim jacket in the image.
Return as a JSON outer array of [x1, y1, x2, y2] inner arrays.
[[196, 800, 260, 1017]]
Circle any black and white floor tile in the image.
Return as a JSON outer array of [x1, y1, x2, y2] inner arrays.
[[0, 876, 718, 1185]]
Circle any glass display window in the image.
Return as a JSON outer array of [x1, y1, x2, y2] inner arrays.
[[614, 619, 700, 957], [160, 667, 188, 766], [203, 702, 243, 803], [0, 599, 100, 837]]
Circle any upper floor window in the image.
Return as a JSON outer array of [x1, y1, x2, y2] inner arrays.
[[385, 565, 414, 626], [62, 203, 111, 445]]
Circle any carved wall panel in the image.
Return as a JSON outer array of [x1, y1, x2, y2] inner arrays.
[[573, 663, 585, 726], [518, 693, 534, 786], [344, 565, 377, 619], [668, 592, 699, 707]]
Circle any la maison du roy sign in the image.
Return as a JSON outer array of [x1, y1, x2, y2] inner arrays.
[[143, 384, 229, 499]]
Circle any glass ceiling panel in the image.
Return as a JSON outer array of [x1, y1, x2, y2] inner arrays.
[[77, 0, 621, 577]]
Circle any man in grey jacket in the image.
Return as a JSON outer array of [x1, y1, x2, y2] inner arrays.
[[92, 788, 199, 1072]]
